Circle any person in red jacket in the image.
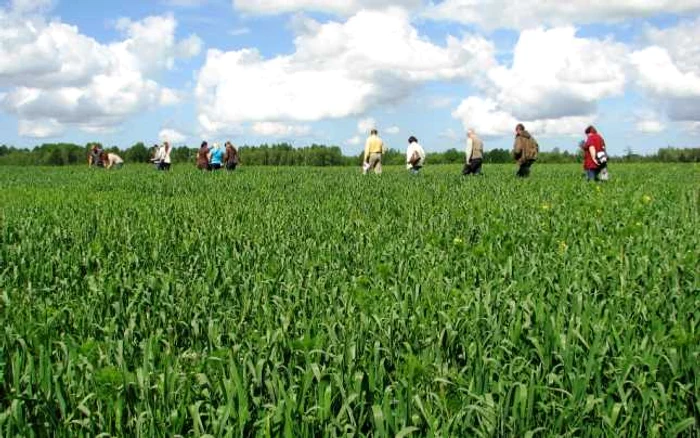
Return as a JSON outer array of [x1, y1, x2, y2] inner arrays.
[[582, 125, 608, 181]]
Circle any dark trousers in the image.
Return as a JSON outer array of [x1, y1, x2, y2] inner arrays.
[[462, 159, 483, 175], [226, 163, 237, 171], [158, 162, 171, 171], [517, 159, 535, 178]]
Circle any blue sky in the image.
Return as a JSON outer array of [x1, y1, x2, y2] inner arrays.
[[1, 0, 699, 156]]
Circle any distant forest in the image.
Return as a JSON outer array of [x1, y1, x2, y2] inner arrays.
[[0, 142, 698, 166]]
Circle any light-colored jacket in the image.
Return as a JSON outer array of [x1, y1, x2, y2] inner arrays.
[[406, 142, 426, 169], [468, 136, 483, 162]]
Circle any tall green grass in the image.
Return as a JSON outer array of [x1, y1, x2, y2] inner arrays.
[[1, 164, 698, 436]]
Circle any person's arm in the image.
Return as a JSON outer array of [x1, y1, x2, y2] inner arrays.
[[88, 154, 93, 167], [589, 146, 597, 164], [513, 137, 522, 159], [364, 139, 370, 163]]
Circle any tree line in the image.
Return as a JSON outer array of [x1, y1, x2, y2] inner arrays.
[[0, 142, 698, 166]]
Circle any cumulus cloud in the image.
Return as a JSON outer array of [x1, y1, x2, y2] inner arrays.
[[452, 27, 622, 137], [636, 119, 665, 134], [630, 18, 700, 122], [345, 135, 362, 145], [424, 0, 700, 30], [357, 117, 377, 134], [233, 0, 422, 16], [159, 128, 187, 143], [0, 4, 201, 137], [251, 122, 311, 137], [385, 126, 400, 134], [452, 96, 595, 138], [488, 27, 626, 121], [195, 8, 495, 135], [18, 118, 63, 138]]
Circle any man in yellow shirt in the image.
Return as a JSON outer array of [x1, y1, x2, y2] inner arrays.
[[363, 129, 385, 174]]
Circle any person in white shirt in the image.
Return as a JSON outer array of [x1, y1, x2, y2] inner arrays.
[[157, 142, 172, 171], [105, 153, 124, 170], [406, 136, 426, 174]]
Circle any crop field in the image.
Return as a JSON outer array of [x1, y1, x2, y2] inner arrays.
[[0, 163, 698, 437]]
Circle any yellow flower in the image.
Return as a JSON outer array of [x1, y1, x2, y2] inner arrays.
[[559, 241, 568, 253], [453, 237, 463, 245], [642, 195, 653, 204], [541, 203, 552, 211]]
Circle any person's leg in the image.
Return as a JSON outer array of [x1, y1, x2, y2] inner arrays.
[[368, 154, 381, 174], [472, 159, 483, 175], [462, 162, 472, 175]]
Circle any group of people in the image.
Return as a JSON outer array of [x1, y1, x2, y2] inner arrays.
[[364, 123, 609, 181], [87, 145, 124, 170], [196, 141, 239, 171], [89, 124, 609, 182]]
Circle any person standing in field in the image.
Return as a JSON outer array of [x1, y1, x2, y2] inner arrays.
[[364, 129, 385, 174], [197, 141, 211, 171], [581, 125, 609, 181], [462, 129, 484, 176], [88, 145, 105, 168], [224, 141, 240, 171], [105, 152, 124, 170], [406, 136, 426, 174], [150, 144, 162, 169], [209, 142, 224, 171], [512, 123, 538, 177], [158, 142, 172, 171]]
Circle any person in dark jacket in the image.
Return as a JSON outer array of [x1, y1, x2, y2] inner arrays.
[[197, 141, 210, 171], [512, 123, 538, 177], [224, 141, 240, 171]]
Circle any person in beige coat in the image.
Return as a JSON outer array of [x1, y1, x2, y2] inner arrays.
[[462, 129, 484, 175]]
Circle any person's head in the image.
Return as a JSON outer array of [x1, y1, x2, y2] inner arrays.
[[370, 129, 378, 136], [515, 123, 525, 134], [467, 129, 476, 139], [585, 125, 597, 135], [408, 136, 418, 144], [201, 141, 208, 149], [225, 141, 232, 148]]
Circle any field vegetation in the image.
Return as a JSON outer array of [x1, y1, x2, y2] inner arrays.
[[1, 164, 698, 436]]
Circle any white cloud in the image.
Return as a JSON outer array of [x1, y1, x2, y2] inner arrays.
[[636, 119, 665, 133], [251, 122, 311, 137], [0, 7, 201, 137], [159, 128, 187, 143], [229, 27, 250, 36], [159, 88, 181, 106], [452, 96, 594, 138], [428, 96, 453, 109], [424, 0, 700, 30], [386, 126, 400, 134], [451, 27, 623, 138], [631, 18, 700, 122], [11, 0, 54, 14], [18, 118, 63, 138], [439, 128, 460, 141], [233, 0, 422, 16], [488, 27, 626, 121], [357, 117, 377, 134], [195, 8, 495, 134], [345, 135, 362, 145]]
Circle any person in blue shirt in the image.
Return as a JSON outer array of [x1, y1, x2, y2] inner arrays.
[[209, 143, 224, 170]]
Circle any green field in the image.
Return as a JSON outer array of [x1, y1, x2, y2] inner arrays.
[[1, 163, 698, 437]]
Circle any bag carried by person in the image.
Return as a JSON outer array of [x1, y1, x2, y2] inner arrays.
[[409, 151, 420, 166], [596, 150, 608, 168]]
